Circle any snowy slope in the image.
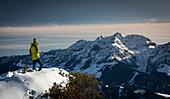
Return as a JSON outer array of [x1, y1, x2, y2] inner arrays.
[[155, 92, 170, 98], [147, 42, 170, 73], [0, 68, 69, 99], [157, 64, 170, 76]]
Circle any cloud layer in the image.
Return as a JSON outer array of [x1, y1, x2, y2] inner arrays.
[[0, 22, 170, 41], [0, 22, 170, 56]]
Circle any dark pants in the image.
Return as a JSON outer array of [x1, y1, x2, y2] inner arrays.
[[33, 58, 43, 71]]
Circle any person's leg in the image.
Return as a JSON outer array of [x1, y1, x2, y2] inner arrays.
[[37, 58, 43, 71], [33, 60, 36, 70]]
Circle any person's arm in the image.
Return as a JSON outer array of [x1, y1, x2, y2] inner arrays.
[[37, 46, 40, 54], [35, 43, 40, 54]]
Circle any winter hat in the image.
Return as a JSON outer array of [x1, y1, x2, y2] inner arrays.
[[33, 38, 38, 43]]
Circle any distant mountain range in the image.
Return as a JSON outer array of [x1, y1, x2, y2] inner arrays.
[[0, 32, 170, 98]]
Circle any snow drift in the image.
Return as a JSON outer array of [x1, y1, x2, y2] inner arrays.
[[0, 68, 69, 99]]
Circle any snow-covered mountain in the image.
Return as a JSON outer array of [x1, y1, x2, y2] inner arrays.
[[0, 32, 170, 97], [0, 68, 69, 99]]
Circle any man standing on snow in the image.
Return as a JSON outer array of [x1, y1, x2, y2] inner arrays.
[[29, 38, 43, 71]]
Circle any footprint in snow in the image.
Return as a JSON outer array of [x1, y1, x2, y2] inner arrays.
[[40, 71, 45, 73], [25, 83, 29, 86], [23, 89, 36, 99], [22, 79, 26, 83]]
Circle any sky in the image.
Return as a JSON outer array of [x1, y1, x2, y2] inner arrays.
[[0, 0, 170, 56]]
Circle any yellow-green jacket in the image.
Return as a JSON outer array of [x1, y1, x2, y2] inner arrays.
[[29, 43, 40, 60]]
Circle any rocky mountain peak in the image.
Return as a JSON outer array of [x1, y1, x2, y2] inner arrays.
[[95, 35, 106, 41], [113, 32, 123, 38], [124, 34, 157, 51]]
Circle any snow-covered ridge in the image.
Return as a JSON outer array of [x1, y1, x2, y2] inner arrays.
[[156, 92, 170, 98], [0, 68, 69, 99]]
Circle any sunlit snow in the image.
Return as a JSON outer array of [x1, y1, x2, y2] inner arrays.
[[0, 68, 69, 99]]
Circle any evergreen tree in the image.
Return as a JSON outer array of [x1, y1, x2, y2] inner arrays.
[[42, 69, 103, 99]]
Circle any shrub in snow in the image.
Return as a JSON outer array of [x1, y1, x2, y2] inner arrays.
[[42, 71, 103, 99], [22, 64, 29, 73]]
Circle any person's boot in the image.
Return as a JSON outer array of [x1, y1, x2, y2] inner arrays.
[[33, 65, 36, 70], [32, 68, 36, 72], [38, 65, 43, 71]]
